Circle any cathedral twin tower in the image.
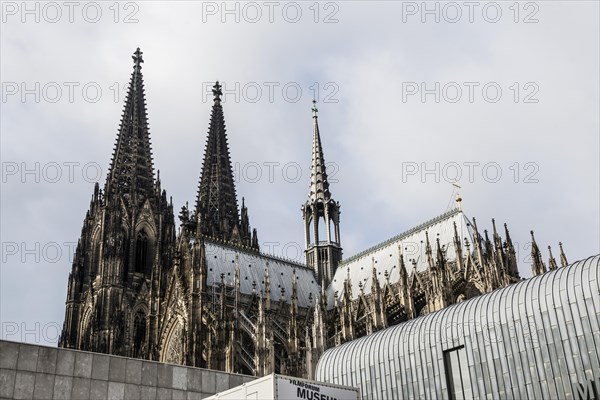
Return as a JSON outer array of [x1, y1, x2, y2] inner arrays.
[[59, 48, 341, 374]]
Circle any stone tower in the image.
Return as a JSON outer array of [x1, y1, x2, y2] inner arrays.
[[302, 101, 342, 286], [59, 48, 176, 359], [195, 82, 258, 249]]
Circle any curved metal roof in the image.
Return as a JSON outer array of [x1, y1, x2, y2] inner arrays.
[[316, 254, 600, 399]]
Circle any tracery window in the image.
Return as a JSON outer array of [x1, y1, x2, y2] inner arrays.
[[122, 234, 130, 281], [132, 310, 146, 357], [135, 230, 149, 273]]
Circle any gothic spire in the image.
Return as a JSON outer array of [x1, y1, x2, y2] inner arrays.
[[195, 81, 240, 240], [559, 242, 568, 267], [302, 101, 342, 285], [530, 231, 546, 276], [398, 246, 408, 285], [436, 237, 446, 270], [504, 223, 519, 278], [308, 100, 331, 202], [371, 257, 381, 293], [105, 48, 155, 202], [548, 246, 558, 271], [450, 223, 465, 281], [425, 231, 435, 270]]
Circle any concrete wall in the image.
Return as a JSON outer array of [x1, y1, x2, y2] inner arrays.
[[0, 340, 255, 399]]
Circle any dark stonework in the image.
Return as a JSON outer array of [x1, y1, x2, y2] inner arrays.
[[60, 48, 557, 380]]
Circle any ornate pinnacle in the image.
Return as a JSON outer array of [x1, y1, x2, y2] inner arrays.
[[132, 48, 143, 70], [312, 100, 318, 118], [530, 230, 546, 276], [212, 81, 223, 102], [548, 245, 558, 271], [559, 242, 568, 267]]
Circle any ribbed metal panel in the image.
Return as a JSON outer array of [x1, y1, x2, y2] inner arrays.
[[316, 255, 600, 400]]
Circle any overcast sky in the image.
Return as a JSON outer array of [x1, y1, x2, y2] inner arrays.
[[1, 1, 598, 346]]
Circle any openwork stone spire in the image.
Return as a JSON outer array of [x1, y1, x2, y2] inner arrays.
[[105, 48, 155, 203], [309, 100, 331, 202], [302, 101, 342, 286], [195, 81, 240, 240]]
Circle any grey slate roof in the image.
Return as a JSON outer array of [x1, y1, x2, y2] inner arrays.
[[204, 241, 320, 309], [326, 208, 474, 306], [202, 209, 477, 310]]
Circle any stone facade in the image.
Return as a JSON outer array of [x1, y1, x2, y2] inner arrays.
[[59, 49, 569, 379], [0, 340, 254, 399]]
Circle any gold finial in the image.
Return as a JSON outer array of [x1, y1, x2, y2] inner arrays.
[[453, 182, 462, 211]]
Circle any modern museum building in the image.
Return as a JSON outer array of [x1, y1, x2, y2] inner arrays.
[[316, 255, 600, 400]]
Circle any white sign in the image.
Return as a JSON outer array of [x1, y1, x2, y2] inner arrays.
[[277, 376, 359, 400]]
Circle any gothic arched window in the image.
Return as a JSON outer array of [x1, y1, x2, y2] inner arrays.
[[89, 228, 102, 278], [122, 233, 130, 282], [132, 311, 146, 358], [90, 242, 99, 278], [134, 230, 149, 273]]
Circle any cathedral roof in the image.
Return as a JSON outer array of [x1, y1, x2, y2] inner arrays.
[[326, 208, 474, 307], [204, 241, 319, 308]]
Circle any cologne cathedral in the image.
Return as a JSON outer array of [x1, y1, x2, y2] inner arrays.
[[59, 49, 568, 379]]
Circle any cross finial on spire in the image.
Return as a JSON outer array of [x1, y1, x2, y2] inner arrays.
[[312, 100, 318, 118], [213, 81, 222, 102], [132, 48, 143, 70]]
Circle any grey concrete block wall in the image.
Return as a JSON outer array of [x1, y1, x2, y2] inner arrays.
[[0, 340, 255, 400]]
